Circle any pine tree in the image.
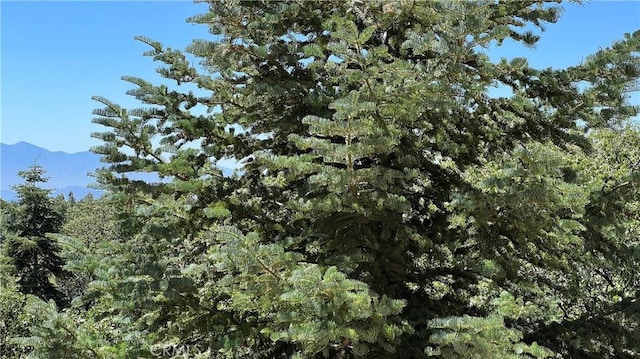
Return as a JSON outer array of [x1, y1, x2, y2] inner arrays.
[[0, 201, 35, 359], [1, 165, 68, 308], [67, 191, 76, 205], [22, 1, 639, 358]]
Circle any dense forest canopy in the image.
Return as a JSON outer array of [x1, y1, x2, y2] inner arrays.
[[1, 1, 639, 358]]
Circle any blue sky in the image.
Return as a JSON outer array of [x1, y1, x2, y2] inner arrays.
[[1, 1, 639, 153]]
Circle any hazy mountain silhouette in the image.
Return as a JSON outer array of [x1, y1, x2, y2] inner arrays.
[[1, 142, 104, 201], [1, 142, 235, 201]]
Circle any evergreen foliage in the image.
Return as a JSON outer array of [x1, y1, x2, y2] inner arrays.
[[1, 165, 68, 309], [57, 195, 124, 301], [0, 275, 39, 359], [10, 1, 640, 358]]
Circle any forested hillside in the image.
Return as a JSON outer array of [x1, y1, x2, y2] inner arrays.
[[1, 1, 639, 358]]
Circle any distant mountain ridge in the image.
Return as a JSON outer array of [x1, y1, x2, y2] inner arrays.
[[1, 142, 104, 201], [1, 141, 236, 201]]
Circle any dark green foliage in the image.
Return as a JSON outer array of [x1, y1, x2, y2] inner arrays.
[[1, 165, 68, 308], [67, 191, 76, 205], [4, 166, 65, 237], [0, 277, 39, 359], [16, 1, 640, 358]]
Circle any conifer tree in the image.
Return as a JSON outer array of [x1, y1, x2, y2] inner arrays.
[[1, 165, 68, 308], [58, 195, 123, 300], [67, 191, 76, 206], [0, 272, 39, 359], [21, 1, 639, 358], [0, 201, 35, 359]]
